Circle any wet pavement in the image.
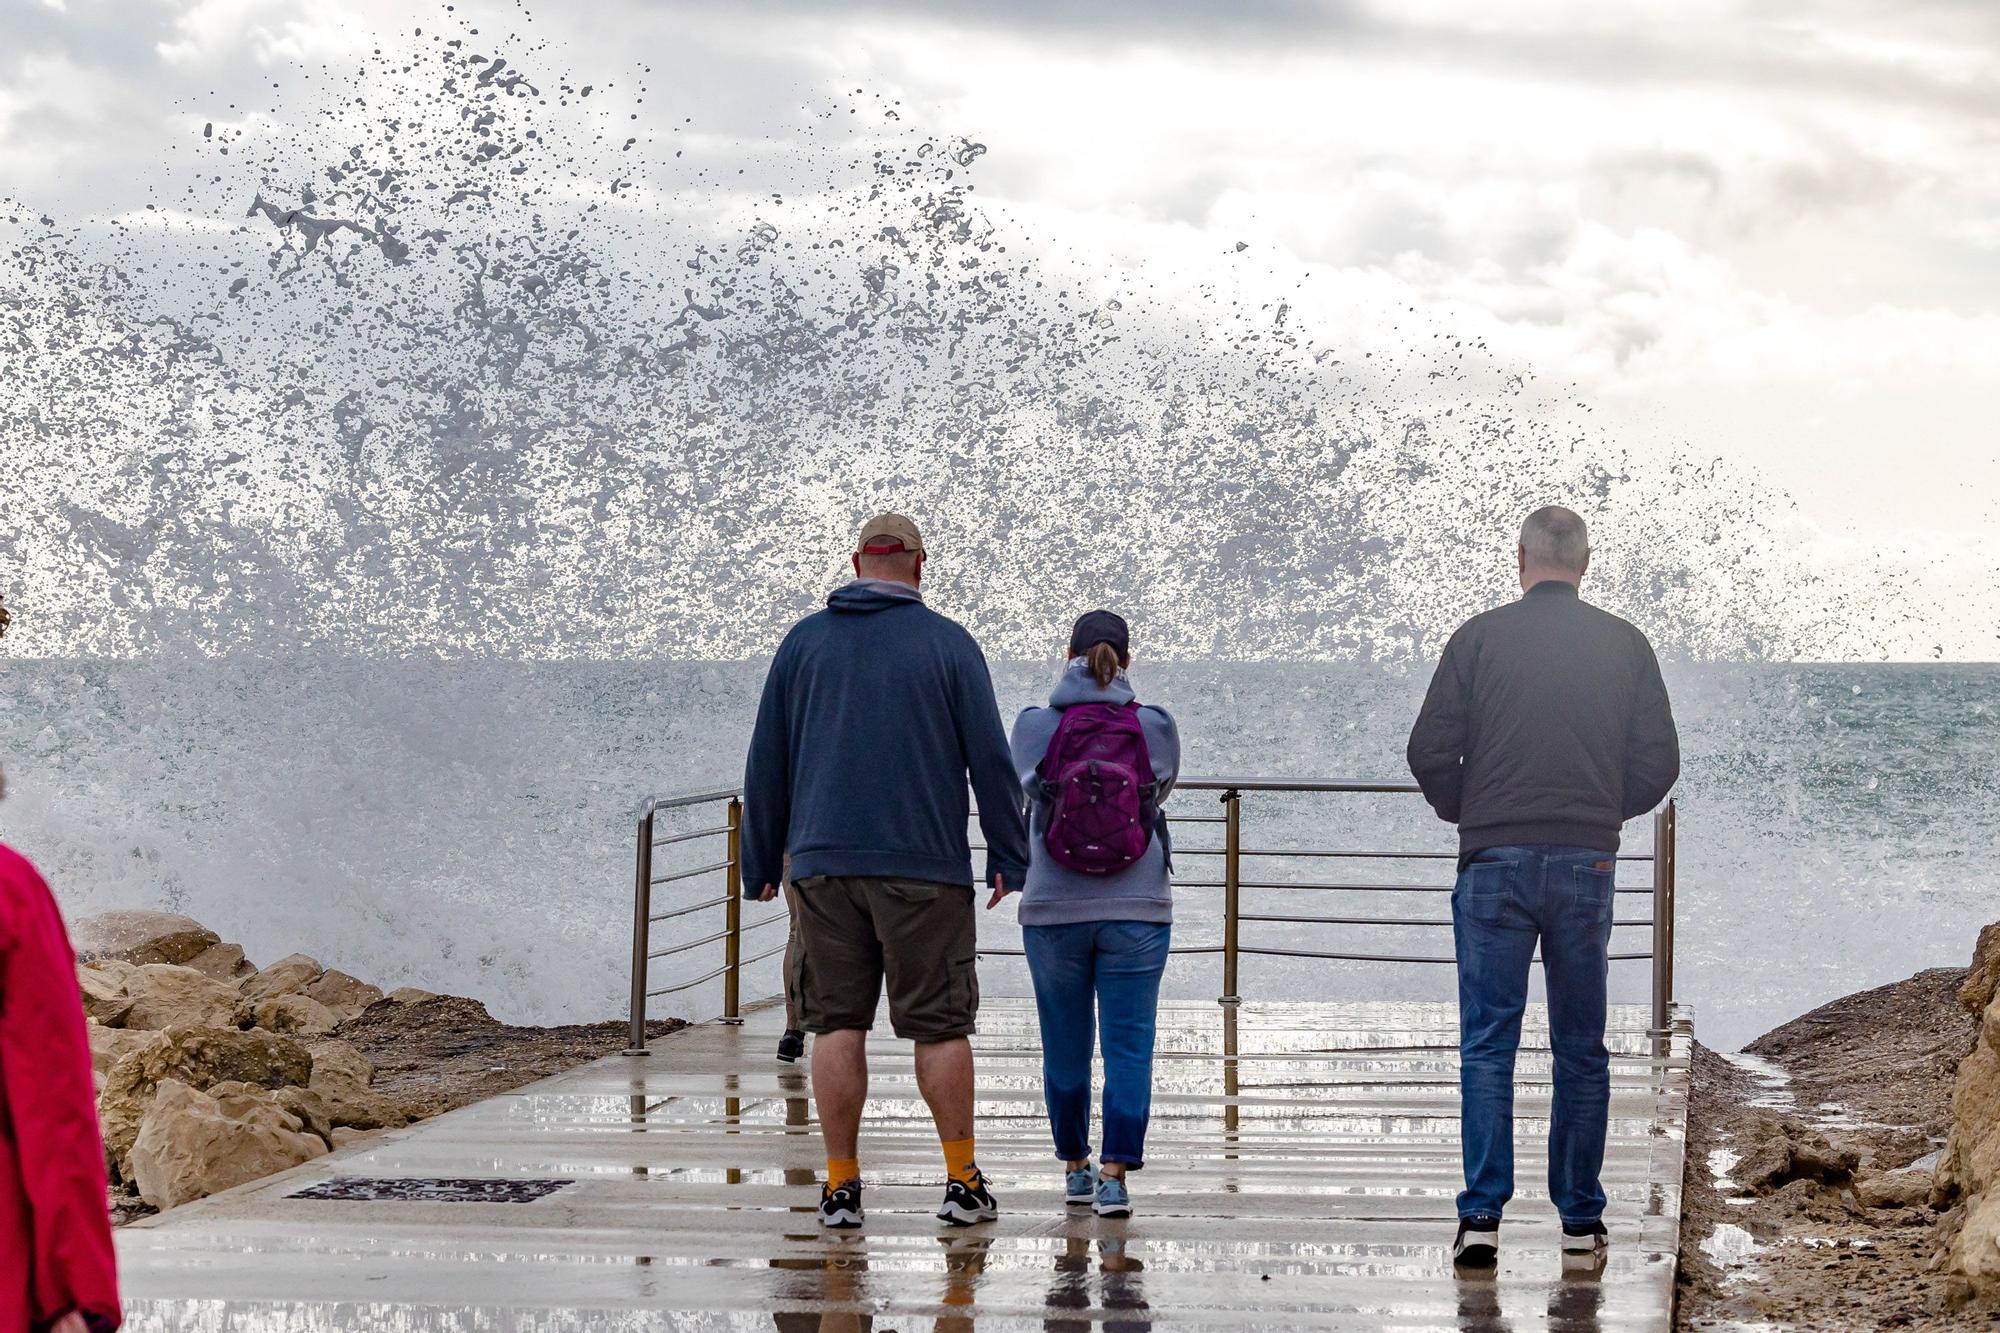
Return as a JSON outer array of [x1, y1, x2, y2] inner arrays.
[[117, 999, 1690, 1330]]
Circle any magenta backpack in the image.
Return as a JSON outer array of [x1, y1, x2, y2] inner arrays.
[[1035, 701, 1160, 875]]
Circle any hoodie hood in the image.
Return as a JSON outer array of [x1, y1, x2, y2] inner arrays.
[[826, 578, 925, 613], [1048, 657, 1137, 708]]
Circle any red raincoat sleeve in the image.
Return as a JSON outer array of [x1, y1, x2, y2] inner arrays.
[[0, 844, 121, 1331]]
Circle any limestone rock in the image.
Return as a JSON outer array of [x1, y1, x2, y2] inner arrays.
[[98, 1026, 314, 1178], [86, 1020, 161, 1079], [121, 964, 239, 1032], [386, 986, 439, 1005], [241, 953, 324, 1002], [1856, 1164, 1935, 1209], [127, 1078, 327, 1210], [77, 960, 139, 1026], [329, 1127, 376, 1149], [182, 942, 256, 983], [271, 1085, 335, 1148], [1963, 922, 2000, 1016], [312, 1079, 411, 1132], [70, 911, 219, 967], [251, 993, 342, 1038], [1734, 1112, 1857, 1193], [303, 969, 384, 1021], [306, 1039, 375, 1090], [1943, 924, 2000, 1293]]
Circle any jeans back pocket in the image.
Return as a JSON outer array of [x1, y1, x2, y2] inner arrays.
[[1457, 859, 1515, 924], [1570, 861, 1615, 927]]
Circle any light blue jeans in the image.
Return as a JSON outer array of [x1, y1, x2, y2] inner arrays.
[[1452, 845, 1615, 1226], [1022, 920, 1172, 1168]]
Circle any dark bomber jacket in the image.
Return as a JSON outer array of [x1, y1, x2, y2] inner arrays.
[[1406, 581, 1680, 865]]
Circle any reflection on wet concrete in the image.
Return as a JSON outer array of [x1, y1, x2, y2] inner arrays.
[[1044, 1235, 1150, 1333], [116, 999, 1689, 1331]]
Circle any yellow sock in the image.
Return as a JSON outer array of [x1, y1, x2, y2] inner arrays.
[[826, 1157, 859, 1189], [941, 1137, 979, 1188]]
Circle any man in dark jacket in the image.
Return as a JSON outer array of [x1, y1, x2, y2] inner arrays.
[[743, 513, 1030, 1231], [1406, 505, 1679, 1269]]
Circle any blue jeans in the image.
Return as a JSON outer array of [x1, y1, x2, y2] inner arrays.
[[1452, 844, 1615, 1226], [1022, 920, 1172, 1168]]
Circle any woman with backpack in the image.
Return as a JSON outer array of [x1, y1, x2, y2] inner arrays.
[[1006, 610, 1179, 1218]]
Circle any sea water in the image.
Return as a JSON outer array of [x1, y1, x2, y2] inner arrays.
[[1, 655, 1989, 1051]]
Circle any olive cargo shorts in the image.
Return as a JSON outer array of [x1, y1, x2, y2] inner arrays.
[[788, 876, 979, 1042]]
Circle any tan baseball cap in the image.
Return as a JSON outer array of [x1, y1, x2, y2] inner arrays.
[[854, 512, 925, 555]]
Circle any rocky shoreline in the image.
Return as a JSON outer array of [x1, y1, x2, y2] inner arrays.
[[1675, 923, 2000, 1328], [70, 910, 681, 1223]]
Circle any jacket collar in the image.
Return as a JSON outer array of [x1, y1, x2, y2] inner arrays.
[[1525, 580, 1580, 599]]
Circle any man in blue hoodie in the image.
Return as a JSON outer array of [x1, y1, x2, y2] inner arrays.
[[743, 513, 1030, 1231]]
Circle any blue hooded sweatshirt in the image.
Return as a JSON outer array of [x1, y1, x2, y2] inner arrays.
[[741, 580, 1031, 897], [1009, 661, 1180, 926]]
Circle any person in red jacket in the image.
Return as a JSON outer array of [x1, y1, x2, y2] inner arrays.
[[1, 770, 121, 1332]]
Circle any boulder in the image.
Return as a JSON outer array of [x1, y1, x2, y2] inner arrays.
[[303, 969, 384, 1021], [311, 1079, 410, 1132], [306, 1039, 375, 1091], [329, 1127, 376, 1149], [271, 1085, 335, 1148], [240, 953, 324, 1003], [250, 994, 342, 1038], [98, 1026, 314, 1178], [86, 1020, 161, 1080], [77, 960, 139, 1026], [127, 1078, 327, 1210], [121, 964, 239, 1032], [1856, 1164, 1935, 1209], [1733, 1112, 1857, 1193], [1942, 924, 2000, 1293], [70, 911, 219, 967], [386, 986, 439, 1005], [181, 942, 256, 983], [1963, 922, 2000, 1016]]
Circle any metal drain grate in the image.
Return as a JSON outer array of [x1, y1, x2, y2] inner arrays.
[[288, 1176, 571, 1204]]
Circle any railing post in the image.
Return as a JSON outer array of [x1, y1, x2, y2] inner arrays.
[[622, 808, 656, 1056], [722, 796, 744, 1025], [1220, 789, 1242, 1007], [1650, 799, 1677, 1034]]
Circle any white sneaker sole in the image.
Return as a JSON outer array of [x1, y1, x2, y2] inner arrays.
[[1065, 1193, 1094, 1206], [1561, 1235, 1608, 1268], [1093, 1200, 1132, 1218], [937, 1202, 998, 1226], [1452, 1224, 1499, 1266], [818, 1207, 863, 1229]]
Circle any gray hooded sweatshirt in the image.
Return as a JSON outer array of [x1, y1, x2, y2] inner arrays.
[[1009, 661, 1181, 926]]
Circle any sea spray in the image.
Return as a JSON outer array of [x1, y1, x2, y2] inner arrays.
[[0, 12, 1891, 661], [0, 11, 1970, 1043]]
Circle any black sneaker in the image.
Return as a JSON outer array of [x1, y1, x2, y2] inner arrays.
[[818, 1180, 863, 1229], [936, 1171, 999, 1226], [1561, 1219, 1608, 1264], [1452, 1215, 1500, 1267], [776, 1030, 806, 1063]]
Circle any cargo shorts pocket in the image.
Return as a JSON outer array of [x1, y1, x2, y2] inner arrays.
[[948, 954, 979, 1027], [1570, 861, 1615, 927]]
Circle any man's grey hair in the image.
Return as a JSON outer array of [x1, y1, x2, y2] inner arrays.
[[1519, 505, 1590, 573]]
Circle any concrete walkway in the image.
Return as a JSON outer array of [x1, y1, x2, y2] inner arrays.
[[117, 998, 1690, 1331]]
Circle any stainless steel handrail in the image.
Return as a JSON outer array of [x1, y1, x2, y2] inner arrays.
[[620, 781, 1680, 1053]]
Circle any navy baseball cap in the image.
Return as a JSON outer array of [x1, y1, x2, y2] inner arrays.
[[1067, 609, 1130, 659]]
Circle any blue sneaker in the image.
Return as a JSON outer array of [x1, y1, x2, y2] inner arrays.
[[1065, 1162, 1100, 1206], [1093, 1175, 1132, 1218]]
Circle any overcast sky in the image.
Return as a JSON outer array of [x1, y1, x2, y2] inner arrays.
[[4, 0, 1997, 655]]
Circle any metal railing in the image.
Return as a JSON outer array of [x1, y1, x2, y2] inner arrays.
[[621, 780, 1678, 1053]]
